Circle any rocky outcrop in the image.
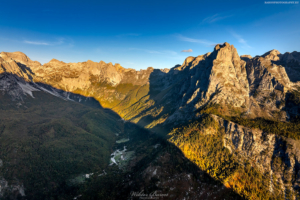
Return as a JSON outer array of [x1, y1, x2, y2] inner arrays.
[[0, 51, 156, 109], [135, 42, 250, 125], [1, 43, 300, 199], [0, 157, 25, 199], [212, 114, 300, 197], [0, 51, 41, 69], [205, 42, 249, 107], [170, 42, 249, 109], [31, 57, 154, 88], [0, 55, 34, 81], [244, 49, 300, 120], [0, 177, 25, 199], [1, 44, 300, 127], [0, 73, 39, 102], [278, 51, 300, 83]]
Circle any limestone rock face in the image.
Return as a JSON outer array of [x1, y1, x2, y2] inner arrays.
[[1, 43, 300, 126], [0, 51, 40, 66], [0, 55, 33, 81], [262, 49, 282, 61], [240, 55, 252, 62], [244, 49, 300, 120], [278, 51, 300, 83], [206, 42, 249, 107], [145, 43, 250, 125], [241, 55, 252, 59], [0, 51, 41, 73], [1, 43, 300, 198], [0, 51, 158, 110], [212, 114, 300, 197], [31, 57, 155, 91]]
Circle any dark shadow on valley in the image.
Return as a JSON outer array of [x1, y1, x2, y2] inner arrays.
[[134, 50, 218, 136], [0, 72, 244, 199]]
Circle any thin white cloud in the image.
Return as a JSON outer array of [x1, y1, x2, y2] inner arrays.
[[229, 31, 252, 49], [177, 34, 216, 46], [181, 49, 193, 52], [202, 13, 233, 23], [23, 38, 65, 46], [24, 40, 50, 45]]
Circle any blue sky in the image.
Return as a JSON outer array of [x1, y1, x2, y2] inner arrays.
[[0, 0, 299, 69]]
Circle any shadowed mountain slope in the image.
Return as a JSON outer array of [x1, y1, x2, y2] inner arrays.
[[0, 71, 242, 199], [3, 43, 299, 130], [1, 43, 300, 199]]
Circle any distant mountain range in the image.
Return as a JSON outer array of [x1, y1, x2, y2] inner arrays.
[[1, 43, 300, 199]]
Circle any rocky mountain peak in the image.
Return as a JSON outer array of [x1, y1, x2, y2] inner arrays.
[[241, 55, 252, 59], [0, 54, 34, 82], [214, 42, 230, 51], [49, 58, 64, 63], [114, 63, 122, 69], [0, 51, 42, 73], [0, 51, 29, 63], [180, 56, 196, 69], [2, 45, 300, 200], [204, 42, 249, 108], [1, 46, 299, 124], [262, 49, 281, 61], [281, 51, 300, 63], [240, 55, 252, 62], [212, 42, 240, 65]]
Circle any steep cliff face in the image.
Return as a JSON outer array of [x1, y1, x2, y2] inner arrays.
[[205, 43, 249, 107], [166, 42, 249, 109], [122, 44, 299, 128], [212, 114, 300, 197], [168, 114, 300, 199], [245, 50, 292, 120], [1, 44, 300, 128], [1, 44, 300, 199], [0, 53, 34, 82], [123, 42, 250, 127]]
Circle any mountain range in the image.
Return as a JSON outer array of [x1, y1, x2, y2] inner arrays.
[[1, 42, 300, 199]]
